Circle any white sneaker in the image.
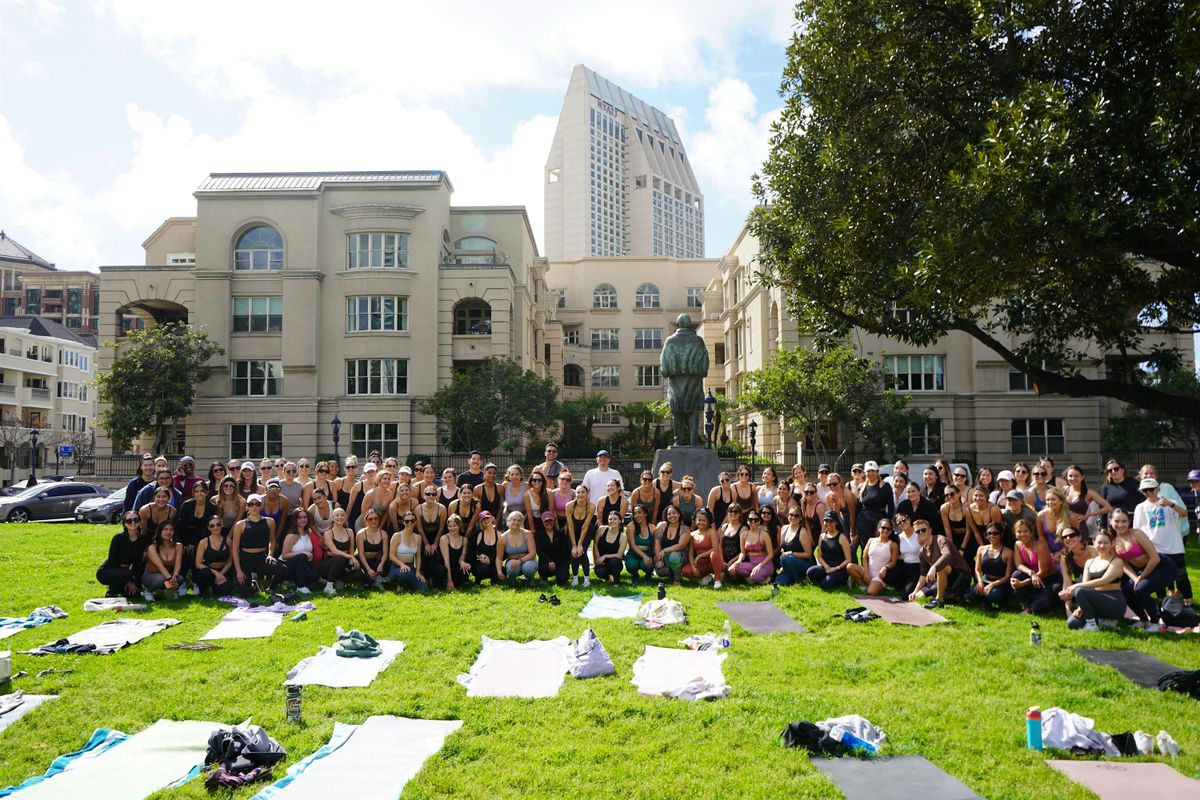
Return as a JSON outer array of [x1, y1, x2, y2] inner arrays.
[[323, 582, 337, 596], [1130, 620, 1146, 630], [700, 575, 714, 587], [569, 575, 579, 588], [191, 586, 200, 597], [582, 576, 591, 588], [712, 580, 723, 590], [176, 586, 187, 598], [1082, 620, 1100, 632], [373, 576, 384, 590], [142, 590, 155, 603], [1098, 618, 1118, 630], [297, 586, 312, 595]]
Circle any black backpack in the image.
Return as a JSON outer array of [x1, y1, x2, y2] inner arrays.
[[205, 725, 287, 774], [779, 721, 851, 755]]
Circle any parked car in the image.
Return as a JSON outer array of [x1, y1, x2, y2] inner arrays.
[[0, 481, 111, 523], [0, 478, 55, 497], [74, 486, 127, 524]]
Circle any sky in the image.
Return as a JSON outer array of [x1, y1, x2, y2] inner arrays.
[[0, 0, 795, 271]]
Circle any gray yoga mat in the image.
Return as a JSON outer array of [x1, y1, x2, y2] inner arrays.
[[716, 602, 804, 634], [1075, 649, 1180, 689], [812, 756, 984, 800]]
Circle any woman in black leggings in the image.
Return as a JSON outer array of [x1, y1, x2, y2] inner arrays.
[[97, 512, 147, 599], [231, 494, 287, 595]]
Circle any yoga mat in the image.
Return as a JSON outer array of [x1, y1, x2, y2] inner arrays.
[[631, 645, 729, 699], [201, 608, 285, 640], [579, 593, 643, 619], [1049, 760, 1200, 800], [457, 636, 569, 698], [0, 619, 52, 641], [249, 716, 462, 800], [717, 601, 805, 634], [4, 719, 218, 800], [0, 695, 56, 736], [0, 729, 127, 797], [1075, 649, 1181, 689], [854, 596, 948, 626], [812, 755, 983, 800], [285, 640, 405, 687], [27, 618, 179, 655]]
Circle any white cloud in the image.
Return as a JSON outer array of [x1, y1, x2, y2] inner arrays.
[[689, 77, 780, 216]]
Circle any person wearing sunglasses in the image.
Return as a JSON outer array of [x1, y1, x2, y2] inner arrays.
[[671, 477, 701, 527], [192, 516, 234, 596], [1110, 507, 1170, 631], [707, 471, 734, 529], [525, 470, 553, 535], [387, 512, 430, 593], [654, 463, 681, 523], [97, 514, 148, 600], [320, 507, 360, 595], [731, 466, 757, 515], [940, 485, 976, 566], [533, 443, 566, 482], [632, 471, 661, 524], [855, 461, 894, 559], [1133, 472, 1190, 606], [279, 509, 323, 595], [206, 462, 228, 492], [1099, 460, 1140, 517], [565, 484, 596, 588], [306, 461, 336, 509], [848, 517, 899, 596], [174, 480, 214, 583], [623, 505, 657, 584], [1009, 518, 1058, 615], [231, 495, 288, 595], [908, 519, 971, 608], [417, 484, 448, 586], [592, 510, 628, 584], [1059, 529, 1126, 631], [806, 510, 852, 590], [1025, 465, 1051, 512], [887, 514, 923, 597], [355, 508, 389, 589], [728, 509, 775, 584], [654, 504, 690, 584], [971, 523, 1014, 609], [467, 510, 503, 585], [774, 506, 815, 585]]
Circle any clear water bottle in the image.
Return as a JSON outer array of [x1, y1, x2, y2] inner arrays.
[[1030, 621, 1042, 647], [721, 619, 732, 649], [286, 685, 302, 723]]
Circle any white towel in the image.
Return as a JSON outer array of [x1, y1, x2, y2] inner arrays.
[[0, 693, 56, 736], [457, 636, 570, 698], [201, 608, 285, 640], [249, 716, 462, 800], [30, 618, 178, 655], [284, 640, 405, 687], [82, 598, 146, 612], [579, 594, 643, 619], [631, 645, 729, 700]]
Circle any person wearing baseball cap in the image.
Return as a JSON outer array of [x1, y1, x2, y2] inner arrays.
[[581, 449, 623, 501], [230, 492, 288, 595], [535, 510, 569, 586], [468, 510, 503, 585], [1133, 471, 1190, 604]]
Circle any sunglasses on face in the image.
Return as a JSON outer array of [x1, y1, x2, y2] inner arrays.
[[124, 517, 137, 523], [803, 489, 816, 495], [208, 523, 222, 529], [954, 473, 967, 478], [747, 516, 760, 522], [1032, 471, 1045, 476], [878, 525, 893, 530], [424, 491, 436, 497], [787, 511, 800, 517], [720, 477, 730, 483], [247, 501, 262, 507], [987, 530, 1002, 537], [318, 468, 328, 474], [1107, 466, 1122, 472]]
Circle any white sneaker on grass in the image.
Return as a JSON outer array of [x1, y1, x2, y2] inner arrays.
[[191, 585, 201, 597], [582, 576, 591, 588], [297, 586, 312, 595], [177, 585, 188, 598], [142, 590, 155, 603], [372, 576, 384, 590], [569, 575, 579, 588], [712, 580, 723, 590], [1082, 620, 1101, 632], [323, 582, 337, 596], [1097, 618, 1118, 630], [700, 575, 714, 587]]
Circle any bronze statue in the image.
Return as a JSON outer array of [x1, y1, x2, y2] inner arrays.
[[660, 314, 709, 447]]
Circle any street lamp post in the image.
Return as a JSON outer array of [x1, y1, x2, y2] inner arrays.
[[703, 389, 716, 449], [29, 427, 39, 485], [331, 415, 341, 467], [748, 419, 757, 478]]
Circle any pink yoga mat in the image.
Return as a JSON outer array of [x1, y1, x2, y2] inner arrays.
[[854, 596, 948, 626], [1049, 760, 1200, 800]]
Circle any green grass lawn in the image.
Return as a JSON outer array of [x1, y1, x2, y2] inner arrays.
[[1, 523, 1198, 799]]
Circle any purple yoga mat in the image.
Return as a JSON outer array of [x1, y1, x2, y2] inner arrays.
[[1049, 760, 1200, 800], [716, 602, 804, 634], [854, 596, 948, 626]]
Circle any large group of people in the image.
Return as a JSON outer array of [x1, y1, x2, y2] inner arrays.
[[97, 447, 1198, 632]]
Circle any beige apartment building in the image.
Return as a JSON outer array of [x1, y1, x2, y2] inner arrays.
[[96, 171, 558, 460], [706, 222, 1197, 472], [546, 257, 719, 428]]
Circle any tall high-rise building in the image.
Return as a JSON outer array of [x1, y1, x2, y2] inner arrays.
[[544, 65, 705, 260]]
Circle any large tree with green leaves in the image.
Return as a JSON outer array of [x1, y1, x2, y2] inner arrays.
[[96, 322, 223, 452], [1102, 368, 1200, 460], [419, 358, 559, 452], [738, 344, 930, 464], [752, 0, 1200, 418]]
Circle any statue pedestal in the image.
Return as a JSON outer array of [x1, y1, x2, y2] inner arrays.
[[653, 446, 723, 499]]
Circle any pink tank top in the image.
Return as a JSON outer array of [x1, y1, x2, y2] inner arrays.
[[1017, 543, 1039, 571], [1119, 537, 1146, 561], [555, 491, 570, 514]]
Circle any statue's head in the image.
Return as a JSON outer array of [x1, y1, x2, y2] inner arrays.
[[675, 313, 693, 330]]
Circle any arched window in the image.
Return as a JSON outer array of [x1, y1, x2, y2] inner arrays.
[[564, 364, 583, 387], [234, 226, 283, 270], [593, 283, 617, 309], [455, 237, 496, 251], [634, 283, 660, 308], [454, 299, 492, 335]]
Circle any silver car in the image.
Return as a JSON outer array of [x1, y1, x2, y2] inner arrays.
[[74, 486, 128, 524], [0, 481, 111, 523]]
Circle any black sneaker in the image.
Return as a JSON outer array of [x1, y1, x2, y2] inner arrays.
[[538, 593, 548, 603], [549, 594, 561, 606], [924, 599, 945, 609]]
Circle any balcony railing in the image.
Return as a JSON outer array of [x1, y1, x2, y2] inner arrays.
[[0, 384, 14, 397], [31, 387, 51, 399]]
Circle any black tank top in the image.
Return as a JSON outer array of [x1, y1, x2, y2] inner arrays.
[[240, 517, 271, 550], [654, 478, 674, 522], [600, 495, 623, 524], [819, 533, 844, 565], [336, 482, 352, 511], [360, 531, 385, 561], [980, 548, 1006, 581], [947, 512, 967, 541], [347, 483, 366, 526], [712, 488, 732, 527], [202, 536, 230, 567], [733, 483, 756, 513], [722, 525, 744, 563], [779, 525, 805, 554], [567, 509, 596, 547], [478, 484, 503, 518], [445, 537, 465, 569], [330, 529, 354, 554], [597, 527, 622, 557], [660, 523, 683, 549], [419, 508, 441, 546]]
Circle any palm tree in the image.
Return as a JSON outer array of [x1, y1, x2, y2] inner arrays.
[[619, 401, 653, 448]]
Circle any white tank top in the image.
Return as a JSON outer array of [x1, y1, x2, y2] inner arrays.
[[898, 532, 921, 564], [291, 534, 313, 556], [867, 539, 892, 579]]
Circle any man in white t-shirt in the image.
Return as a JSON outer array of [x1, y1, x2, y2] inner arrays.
[[1133, 477, 1190, 606], [581, 450, 623, 501]]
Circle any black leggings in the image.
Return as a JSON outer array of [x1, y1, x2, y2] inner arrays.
[[1014, 574, 1064, 616], [192, 566, 232, 596], [423, 555, 448, 588], [235, 551, 289, 595], [319, 555, 357, 584], [96, 566, 140, 598], [885, 561, 920, 597], [1166, 552, 1193, 601], [470, 560, 500, 585], [594, 557, 623, 582], [538, 557, 569, 586]]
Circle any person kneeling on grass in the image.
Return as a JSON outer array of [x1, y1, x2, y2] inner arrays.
[[319, 507, 360, 595], [728, 509, 775, 584], [279, 509, 323, 595], [806, 511, 853, 590], [97, 513, 147, 600], [972, 523, 1014, 609], [440, 513, 473, 591], [467, 511, 503, 585], [623, 505, 657, 584], [654, 504, 689, 584], [1059, 530, 1126, 631], [908, 520, 971, 608], [386, 512, 429, 592], [1009, 518, 1058, 614], [142, 520, 184, 601], [501, 510, 538, 583], [535, 511, 570, 586], [231, 495, 288, 596], [682, 508, 723, 586], [356, 508, 389, 589], [592, 511, 627, 584], [192, 516, 232, 597], [848, 517, 898, 596]]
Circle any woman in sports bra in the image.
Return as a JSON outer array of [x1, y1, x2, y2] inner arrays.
[[320, 507, 360, 593], [757, 466, 779, 508], [365, 471, 397, 532], [717, 505, 747, 589], [972, 523, 1014, 608], [138, 486, 177, 537], [623, 505, 657, 583], [501, 510, 538, 583], [565, 485, 596, 588], [502, 464, 529, 520], [231, 495, 287, 595], [215, 477, 245, 537], [335, 457, 358, 513], [356, 508, 389, 589], [1057, 528, 1095, 602], [631, 471, 660, 523], [387, 483, 418, 534], [440, 513, 472, 591], [653, 463, 680, 522], [968, 486, 1003, 545], [307, 487, 334, 535], [1059, 529, 1126, 630], [450, 484, 480, 538], [307, 461, 336, 510], [417, 484, 447, 585], [1110, 507, 1171, 631], [940, 485, 976, 566], [707, 472, 734, 529], [467, 510, 503, 585], [673, 477, 701, 527], [599, 479, 629, 527], [280, 509, 323, 594], [806, 511, 852, 590], [654, 504, 689, 584], [1063, 465, 1112, 533], [524, 473, 552, 535], [848, 517, 899, 596], [729, 509, 775, 584], [386, 510, 428, 593], [552, 472, 574, 530], [731, 466, 757, 514], [1009, 518, 1057, 614], [682, 508, 722, 586], [773, 481, 798, 519], [774, 506, 815, 586], [438, 469, 459, 509], [143, 520, 184, 599], [192, 516, 233, 597], [1037, 488, 1075, 556], [592, 511, 627, 584]]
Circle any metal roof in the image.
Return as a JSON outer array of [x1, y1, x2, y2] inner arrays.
[[0, 231, 56, 270], [195, 171, 450, 193], [580, 66, 682, 145]]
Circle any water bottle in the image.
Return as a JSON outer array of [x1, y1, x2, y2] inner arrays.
[[1025, 707, 1043, 751], [657, 582, 666, 600], [286, 685, 302, 723], [832, 726, 879, 755], [1030, 621, 1042, 647], [721, 619, 732, 649]]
